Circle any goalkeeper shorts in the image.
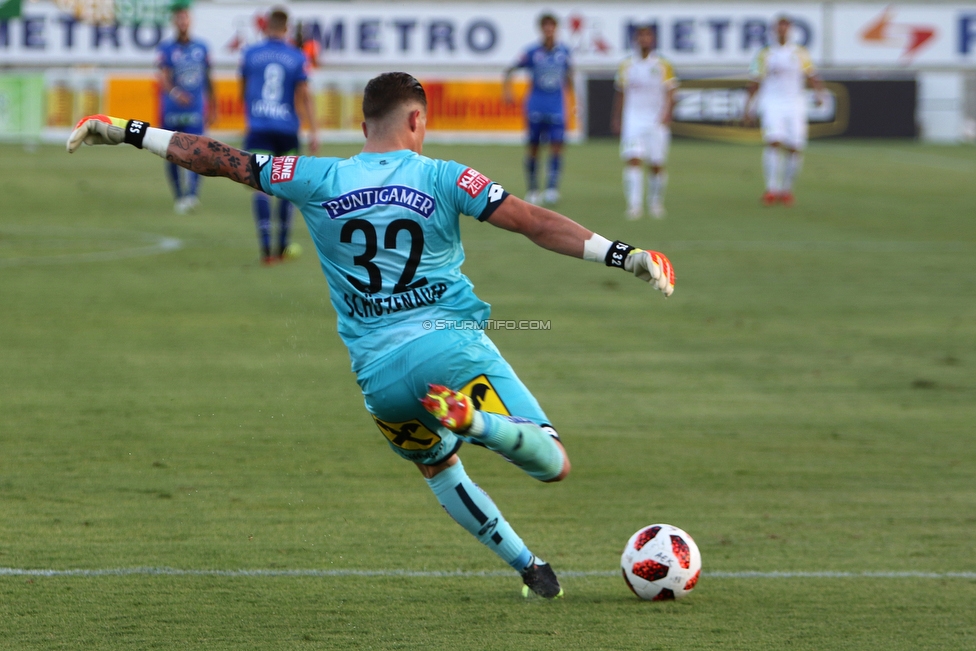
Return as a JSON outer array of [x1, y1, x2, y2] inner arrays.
[[356, 329, 552, 465]]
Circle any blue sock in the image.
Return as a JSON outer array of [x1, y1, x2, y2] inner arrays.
[[425, 459, 533, 571], [470, 412, 564, 482], [525, 156, 538, 191], [166, 162, 182, 199], [547, 154, 562, 190], [253, 193, 272, 258], [186, 170, 200, 198], [277, 200, 293, 254]]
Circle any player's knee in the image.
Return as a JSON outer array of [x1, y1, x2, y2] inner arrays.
[[544, 440, 571, 483], [547, 457, 571, 482]]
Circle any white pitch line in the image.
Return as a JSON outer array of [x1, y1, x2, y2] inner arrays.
[[1, 568, 973, 579], [0, 232, 183, 268]]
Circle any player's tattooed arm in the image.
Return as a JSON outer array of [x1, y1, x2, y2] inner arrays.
[[166, 133, 262, 190]]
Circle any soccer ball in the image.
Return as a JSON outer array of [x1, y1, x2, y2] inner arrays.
[[621, 524, 701, 600]]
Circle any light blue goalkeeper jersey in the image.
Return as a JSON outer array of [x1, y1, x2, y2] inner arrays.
[[257, 150, 510, 373]]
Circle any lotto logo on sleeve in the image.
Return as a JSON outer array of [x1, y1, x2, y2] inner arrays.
[[270, 156, 298, 183], [457, 167, 491, 198]]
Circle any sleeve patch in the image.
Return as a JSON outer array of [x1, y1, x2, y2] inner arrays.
[[271, 156, 298, 183], [457, 167, 491, 198]]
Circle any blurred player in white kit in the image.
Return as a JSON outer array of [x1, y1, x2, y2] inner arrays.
[[611, 25, 677, 220], [746, 15, 825, 206]]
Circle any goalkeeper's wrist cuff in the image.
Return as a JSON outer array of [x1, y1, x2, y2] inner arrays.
[[122, 119, 173, 158], [583, 235, 638, 269], [604, 240, 637, 269], [584, 234, 637, 269]]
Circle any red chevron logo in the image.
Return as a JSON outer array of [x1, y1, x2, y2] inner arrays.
[[860, 7, 937, 61]]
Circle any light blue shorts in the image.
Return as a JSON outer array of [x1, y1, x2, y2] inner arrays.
[[356, 329, 552, 465]]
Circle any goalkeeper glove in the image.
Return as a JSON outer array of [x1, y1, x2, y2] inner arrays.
[[67, 115, 171, 157], [67, 115, 129, 152], [623, 248, 675, 297]]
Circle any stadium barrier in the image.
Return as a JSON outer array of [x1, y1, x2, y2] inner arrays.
[[25, 69, 581, 144], [587, 76, 918, 141], [0, 74, 44, 143]]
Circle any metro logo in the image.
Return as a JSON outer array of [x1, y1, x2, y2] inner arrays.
[[457, 167, 491, 198], [270, 156, 298, 183]]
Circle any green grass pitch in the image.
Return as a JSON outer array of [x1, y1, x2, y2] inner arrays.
[[1, 139, 974, 650]]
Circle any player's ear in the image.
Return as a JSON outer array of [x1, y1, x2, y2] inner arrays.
[[361, 121, 368, 138], [408, 109, 421, 133]]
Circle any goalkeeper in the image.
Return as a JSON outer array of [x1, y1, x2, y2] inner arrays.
[[66, 72, 675, 600]]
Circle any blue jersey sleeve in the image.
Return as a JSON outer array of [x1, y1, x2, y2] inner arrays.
[[438, 160, 510, 222]]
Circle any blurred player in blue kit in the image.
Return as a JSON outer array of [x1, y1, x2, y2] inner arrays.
[[240, 6, 318, 264], [504, 14, 574, 206], [156, 4, 214, 214], [67, 73, 675, 599]]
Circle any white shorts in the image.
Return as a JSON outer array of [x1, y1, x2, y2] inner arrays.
[[760, 103, 808, 150], [620, 121, 671, 165]]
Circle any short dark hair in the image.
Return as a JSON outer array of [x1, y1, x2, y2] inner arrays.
[[362, 72, 427, 121], [268, 7, 288, 32], [539, 13, 557, 28]]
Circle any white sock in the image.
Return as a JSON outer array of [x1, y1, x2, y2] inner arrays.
[[623, 166, 644, 211], [782, 152, 803, 191], [649, 171, 668, 205], [763, 147, 783, 192]]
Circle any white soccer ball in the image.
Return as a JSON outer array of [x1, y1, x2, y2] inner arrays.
[[621, 524, 702, 600]]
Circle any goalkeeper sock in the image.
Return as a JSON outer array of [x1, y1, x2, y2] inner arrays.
[[468, 411, 564, 482], [425, 459, 533, 571], [525, 155, 538, 191], [253, 193, 272, 258], [783, 152, 803, 191], [546, 153, 562, 189], [166, 162, 183, 199], [763, 146, 782, 192], [623, 166, 643, 212], [276, 200, 293, 255]]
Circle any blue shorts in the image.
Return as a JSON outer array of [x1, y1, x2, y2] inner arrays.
[[526, 112, 565, 146], [244, 131, 300, 156], [356, 329, 552, 466]]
